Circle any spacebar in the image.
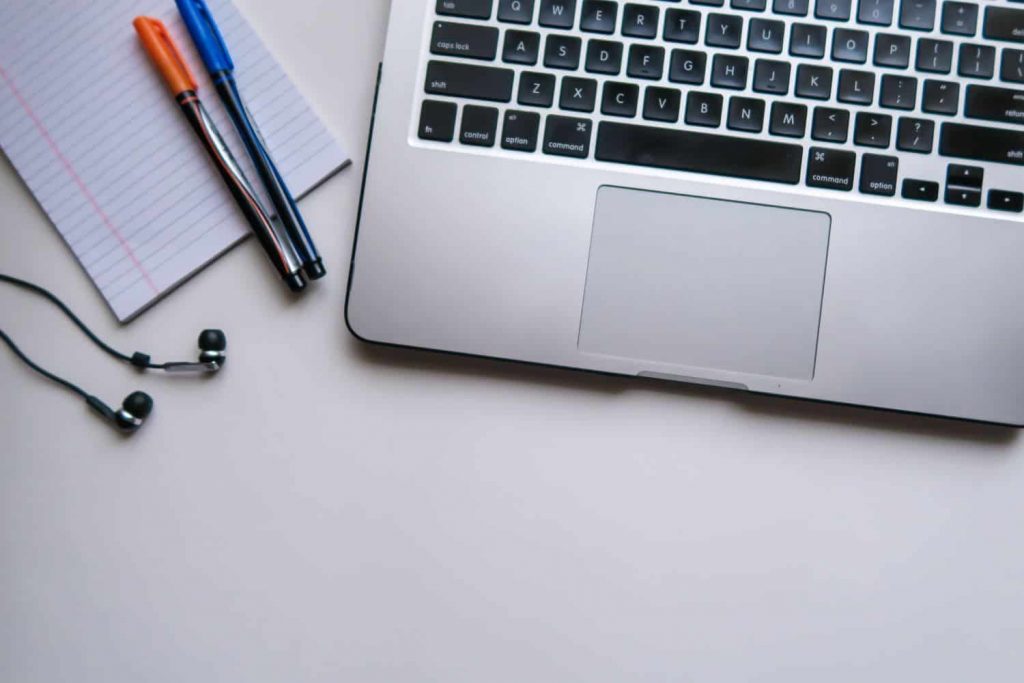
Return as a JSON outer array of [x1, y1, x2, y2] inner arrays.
[[595, 122, 803, 185]]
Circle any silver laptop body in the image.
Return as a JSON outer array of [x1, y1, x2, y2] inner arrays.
[[348, 0, 1024, 425]]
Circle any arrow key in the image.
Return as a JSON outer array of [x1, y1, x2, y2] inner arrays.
[[902, 178, 940, 201], [988, 189, 1024, 212], [945, 186, 982, 207]]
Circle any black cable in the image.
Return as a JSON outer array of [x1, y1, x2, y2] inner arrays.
[[0, 327, 89, 400], [0, 273, 161, 369]]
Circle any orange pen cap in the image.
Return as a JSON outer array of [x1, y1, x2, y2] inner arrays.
[[133, 17, 198, 96]]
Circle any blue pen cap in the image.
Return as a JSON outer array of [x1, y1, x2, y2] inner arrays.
[[175, 0, 234, 74]]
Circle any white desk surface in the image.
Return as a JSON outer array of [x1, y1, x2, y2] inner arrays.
[[2, 2, 1022, 681]]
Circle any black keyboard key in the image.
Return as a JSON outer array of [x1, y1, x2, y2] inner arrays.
[[664, 9, 702, 43], [628, 45, 666, 79], [833, 29, 870, 63], [670, 49, 708, 84], [437, 0, 492, 19], [896, 117, 935, 153], [518, 71, 556, 106], [879, 74, 917, 109], [425, 61, 515, 101], [706, 13, 744, 48], [692, 0, 725, 5], [790, 24, 828, 58], [860, 153, 899, 195], [623, 3, 660, 38], [941, 2, 978, 36], [922, 79, 960, 114], [815, 0, 852, 21], [812, 106, 850, 142], [686, 91, 725, 126], [728, 96, 767, 132], [774, 0, 810, 15], [748, 19, 785, 53], [585, 40, 624, 74], [916, 39, 954, 73], [858, 0, 895, 26], [460, 105, 499, 146], [806, 146, 856, 190], [874, 34, 911, 68], [899, 0, 937, 30], [503, 30, 541, 64], [602, 81, 640, 116], [838, 69, 875, 104], [1002, 49, 1024, 83], [958, 44, 996, 79], [596, 121, 804, 183], [796, 64, 834, 99], [988, 190, 1024, 212], [539, 0, 577, 28], [501, 110, 541, 151], [854, 111, 893, 146], [418, 100, 458, 141], [946, 163, 983, 188], [753, 59, 792, 94], [945, 186, 982, 206], [543, 115, 592, 157], [964, 84, 1024, 124], [544, 35, 582, 69], [983, 6, 1024, 44], [732, 0, 768, 10], [643, 86, 682, 121], [711, 54, 749, 89], [940, 123, 1024, 165], [560, 76, 598, 112], [498, 0, 535, 23], [770, 101, 808, 136], [902, 179, 940, 201], [580, 0, 618, 33], [431, 22, 500, 61]]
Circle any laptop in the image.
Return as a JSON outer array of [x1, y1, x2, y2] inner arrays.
[[347, 0, 1024, 425]]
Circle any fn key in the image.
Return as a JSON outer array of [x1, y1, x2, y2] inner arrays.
[[419, 100, 457, 142]]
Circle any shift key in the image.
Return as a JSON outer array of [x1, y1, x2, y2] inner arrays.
[[940, 123, 1024, 165], [425, 61, 514, 102]]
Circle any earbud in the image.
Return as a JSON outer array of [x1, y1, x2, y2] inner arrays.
[[146, 328, 227, 373], [86, 391, 154, 433]]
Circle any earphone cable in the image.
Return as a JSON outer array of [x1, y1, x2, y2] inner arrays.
[[0, 273, 154, 367], [0, 328, 90, 400]]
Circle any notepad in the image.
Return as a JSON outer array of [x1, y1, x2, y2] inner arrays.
[[0, 0, 348, 321]]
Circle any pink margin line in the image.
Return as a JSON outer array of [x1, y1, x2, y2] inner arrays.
[[0, 62, 159, 296]]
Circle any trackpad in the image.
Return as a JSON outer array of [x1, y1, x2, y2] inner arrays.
[[579, 187, 831, 381]]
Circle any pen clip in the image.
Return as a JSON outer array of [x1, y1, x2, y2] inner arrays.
[[184, 0, 235, 72]]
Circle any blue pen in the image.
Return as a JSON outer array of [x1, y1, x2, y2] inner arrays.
[[176, 0, 326, 280]]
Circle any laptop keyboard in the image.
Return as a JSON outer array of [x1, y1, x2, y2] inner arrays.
[[416, 0, 1024, 213]]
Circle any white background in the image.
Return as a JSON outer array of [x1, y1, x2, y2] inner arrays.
[[2, 1, 1022, 681]]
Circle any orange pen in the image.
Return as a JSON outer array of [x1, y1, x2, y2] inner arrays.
[[133, 17, 306, 292]]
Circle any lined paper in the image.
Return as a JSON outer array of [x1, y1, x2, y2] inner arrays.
[[0, 0, 348, 321]]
